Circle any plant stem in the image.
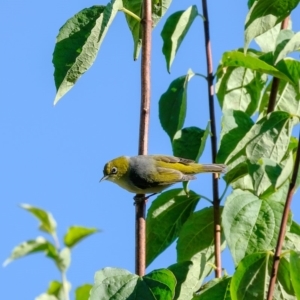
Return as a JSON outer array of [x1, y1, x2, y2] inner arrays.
[[267, 128, 300, 300], [201, 0, 221, 278], [61, 271, 70, 300], [119, 7, 141, 22], [135, 0, 152, 276], [267, 16, 289, 113]]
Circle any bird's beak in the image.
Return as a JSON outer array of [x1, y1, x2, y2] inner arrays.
[[99, 175, 108, 182]]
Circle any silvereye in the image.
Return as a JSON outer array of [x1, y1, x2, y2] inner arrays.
[[100, 155, 226, 195]]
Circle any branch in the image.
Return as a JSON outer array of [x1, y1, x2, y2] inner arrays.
[[267, 16, 289, 113], [267, 128, 300, 300], [135, 0, 152, 276], [201, 0, 221, 278]]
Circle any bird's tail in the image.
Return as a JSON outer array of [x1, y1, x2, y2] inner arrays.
[[198, 164, 226, 174]]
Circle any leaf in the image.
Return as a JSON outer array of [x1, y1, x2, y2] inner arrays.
[[75, 284, 92, 300], [168, 261, 200, 300], [231, 253, 295, 300], [244, 0, 299, 52], [123, 0, 172, 59], [56, 247, 71, 272], [64, 226, 99, 248], [290, 251, 300, 299], [254, 23, 282, 52], [273, 29, 295, 63], [177, 207, 225, 263], [3, 237, 57, 266], [161, 5, 198, 72], [221, 51, 294, 84], [20, 204, 57, 234], [172, 125, 209, 161], [146, 189, 200, 266], [35, 294, 58, 300], [217, 110, 254, 164], [193, 276, 231, 300], [53, 1, 122, 104], [90, 268, 176, 300], [159, 70, 194, 139], [216, 66, 267, 116], [275, 31, 300, 64], [276, 58, 300, 92], [222, 189, 287, 265], [47, 281, 62, 297]]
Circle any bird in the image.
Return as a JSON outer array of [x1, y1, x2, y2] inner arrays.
[[100, 155, 226, 199]]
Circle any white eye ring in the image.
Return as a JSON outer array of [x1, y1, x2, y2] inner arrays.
[[111, 167, 118, 174]]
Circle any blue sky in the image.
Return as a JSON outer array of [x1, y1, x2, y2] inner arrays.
[[1, 1, 300, 299]]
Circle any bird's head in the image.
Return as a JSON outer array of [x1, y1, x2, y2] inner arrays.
[[100, 156, 130, 183]]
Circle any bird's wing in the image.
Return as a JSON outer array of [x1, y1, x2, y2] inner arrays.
[[152, 155, 195, 165], [155, 167, 196, 185]]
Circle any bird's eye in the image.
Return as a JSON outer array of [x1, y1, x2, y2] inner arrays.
[[111, 167, 118, 174]]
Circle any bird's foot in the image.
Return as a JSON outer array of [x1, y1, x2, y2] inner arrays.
[[133, 193, 157, 205]]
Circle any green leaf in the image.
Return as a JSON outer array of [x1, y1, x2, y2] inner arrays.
[[56, 247, 71, 272], [217, 110, 254, 164], [244, 0, 299, 52], [161, 5, 198, 72], [75, 284, 92, 300], [64, 226, 99, 248], [159, 71, 194, 139], [221, 51, 294, 84], [168, 261, 200, 300], [276, 58, 300, 92], [90, 268, 176, 300], [222, 189, 286, 265], [193, 276, 231, 300], [177, 207, 225, 263], [254, 23, 282, 52], [20, 204, 57, 234], [123, 0, 172, 60], [3, 237, 57, 266], [273, 29, 295, 63], [231, 252, 295, 300], [275, 31, 300, 64], [53, 1, 122, 104], [47, 281, 62, 297], [290, 251, 300, 299], [172, 126, 209, 161], [146, 189, 200, 266], [216, 66, 267, 116]]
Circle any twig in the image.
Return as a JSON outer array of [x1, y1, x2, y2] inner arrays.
[[267, 128, 300, 300], [201, 0, 221, 278], [135, 0, 152, 276], [267, 16, 289, 113]]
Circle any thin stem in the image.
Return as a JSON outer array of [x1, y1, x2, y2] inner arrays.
[[267, 16, 289, 113], [135, 0, 152, 276], [61, 271, 70, 300], [201, 0, 222, 278], [119, 7, 141, 22], [267, 129, 300, 300]]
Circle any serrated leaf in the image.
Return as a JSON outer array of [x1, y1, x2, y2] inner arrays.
[[168, 261, 200, 300], [222, 189, 287, 265], [159, 71, 194, 139], [177, 207, 224, 262], [53, 1, 122, 104], [75, 284, 92, 300], [20, 204, 57, 234], [161, 5, 198, 72], [231, 253, 295, 300], [123, 0, 172, 59], [64, 226, 99, 248], [56, 247, 71, 272], [146, 189, 200, 266], [172, 126, 208, 161], [216, 66, 267, 116], [3, 237, 57, 266], [275, 31, 300, 64], [193, 276, 231, 300], [90, 268, 176, 300], [221, 51, 294, 84], [290, 251, 300, 299], [244, 0, 299, 52]]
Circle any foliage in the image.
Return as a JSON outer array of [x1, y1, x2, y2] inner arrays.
[[7, 0, 300, 299]]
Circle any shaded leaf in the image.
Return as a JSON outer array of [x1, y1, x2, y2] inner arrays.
[[53, 1, 122, 104], [290, 251, 300, 299], [3, 237, 57, 266], [146, 189, 200, 266], [273, 29, 295, 63], [276, 58, 300, 92], [20, 204, 57, 234], [275, 31, 300, 64], [161, 5, 198, 72], [159, 71, 194, 139], [64, 226, 99, 248]]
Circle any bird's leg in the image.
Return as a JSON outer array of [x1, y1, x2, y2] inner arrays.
[[133, 193, 157, 204]]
